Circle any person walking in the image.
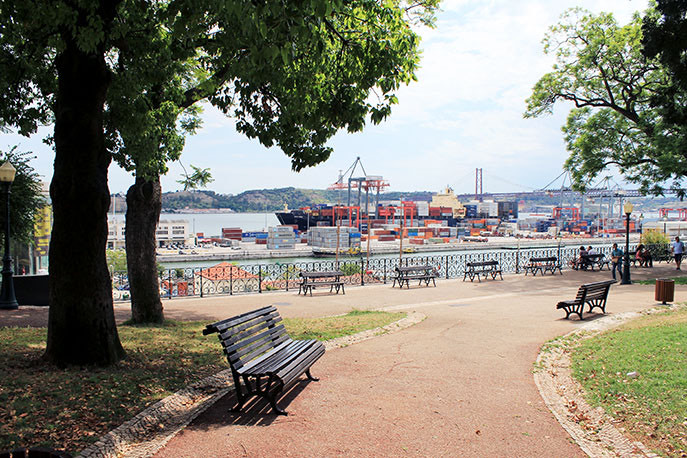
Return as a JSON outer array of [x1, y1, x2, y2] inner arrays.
[[671, 236, 684, 270], [611, 243, 623, 280]]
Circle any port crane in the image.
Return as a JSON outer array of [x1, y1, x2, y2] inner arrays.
[[328, 157, 389, 220]]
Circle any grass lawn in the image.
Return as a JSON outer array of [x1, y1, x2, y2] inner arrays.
[[636, 276, 687, 285], [0, 309, 405, 453], [571, 308, 687, 456]]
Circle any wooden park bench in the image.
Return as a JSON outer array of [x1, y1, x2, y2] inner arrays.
[[203, 306, 325, 415], [392, 265, 438, 288], [298, 270, 345, 296], [524, 256, 562, 276], [576, 253, 610, 271], [463, 260, 503, 282], [556, 280, 616, 320], [571, 254, 611, 271]]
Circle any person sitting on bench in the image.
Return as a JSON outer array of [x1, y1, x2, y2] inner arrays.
[[635, 244, 653, 267], [570, 245, 588, 269]]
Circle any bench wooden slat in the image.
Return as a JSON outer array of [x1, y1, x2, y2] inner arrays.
[[236, 338, 294, 375], [223, 323, 287, 357], [219, 314, 283, 344], [246, 339, 313, 375], [205, 307, 325, 415], [276, 343, 326, 385], [204, 306, 277, 335], [233, 333, 292, 370]]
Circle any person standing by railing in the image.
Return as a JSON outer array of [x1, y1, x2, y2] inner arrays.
[[671, 236, 684, 270], [610, 243, 623, 280]]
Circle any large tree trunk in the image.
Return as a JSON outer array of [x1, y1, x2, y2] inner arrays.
[[45, 26, 125, 366], [126, 176, 164, 323]]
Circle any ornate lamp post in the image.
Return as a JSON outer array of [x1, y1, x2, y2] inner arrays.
[[620, 201, 633, 285], [0, 161, 18, 309]]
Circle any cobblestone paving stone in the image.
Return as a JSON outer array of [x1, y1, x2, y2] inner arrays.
[[534, 306, 684, 457], [78, 311, 425, 458]]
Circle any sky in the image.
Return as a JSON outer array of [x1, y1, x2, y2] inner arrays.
[[0, 0, 646, 196]]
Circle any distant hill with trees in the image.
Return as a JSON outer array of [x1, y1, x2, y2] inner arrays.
[[159, 188, 435, 212], [119, 187, 673, 214]]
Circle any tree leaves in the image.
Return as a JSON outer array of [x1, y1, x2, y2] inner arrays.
[[525, 5, 687, 196], [0, 146, 47, 246], [176, 164, 213, 191]]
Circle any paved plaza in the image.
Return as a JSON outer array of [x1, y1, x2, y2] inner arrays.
[[2, 264, 683, 456], [153, 265, 682, 457]]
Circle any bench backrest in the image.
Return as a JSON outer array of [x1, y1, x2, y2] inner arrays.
[[301, 270, 344, 279], [396, 265, 432, 273], [203, 306, 290, 371], [529, 256, 557, 263], [576, 280, 616, 302], [467, 260, 499, 268]]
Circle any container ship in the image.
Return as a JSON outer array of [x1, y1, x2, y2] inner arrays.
[[275, 187, 519, 232]]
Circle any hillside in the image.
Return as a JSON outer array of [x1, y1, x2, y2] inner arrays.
[[114, 187, 673, 214], [160, 188, 435, 212]]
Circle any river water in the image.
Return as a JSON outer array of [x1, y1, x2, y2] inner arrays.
[[109, 211, 280, 236]]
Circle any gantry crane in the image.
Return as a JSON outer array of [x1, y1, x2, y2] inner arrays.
[[328, 157, 389, 221]]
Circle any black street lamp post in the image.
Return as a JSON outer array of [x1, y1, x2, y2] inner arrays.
[[620, 201, 633, 285]]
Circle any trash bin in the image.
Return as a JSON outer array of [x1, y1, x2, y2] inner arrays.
[[655, 278, 675, 305]]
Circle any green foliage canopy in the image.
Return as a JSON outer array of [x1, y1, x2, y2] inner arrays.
[[524, 7, 686, 196], [641, 0, 687, 192], [105, 0, 439, 183], [0, 147, 46, 246], [640, 229, 670, 245], [106, 249, 127, 273]]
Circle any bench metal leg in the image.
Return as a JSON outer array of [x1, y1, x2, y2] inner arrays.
[[268, 393, 288, 416], [587, 299, 606, 314], [305, 368, 319, 381], [230, 373, 249, 413], [561, 306, 584, 321]]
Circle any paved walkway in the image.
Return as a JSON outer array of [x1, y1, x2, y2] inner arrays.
[[150, 265, 683, 457], [2, 264, 682, 456]]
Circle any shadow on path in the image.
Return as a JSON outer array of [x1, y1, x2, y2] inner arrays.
[[185, 380, 313, 430]]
